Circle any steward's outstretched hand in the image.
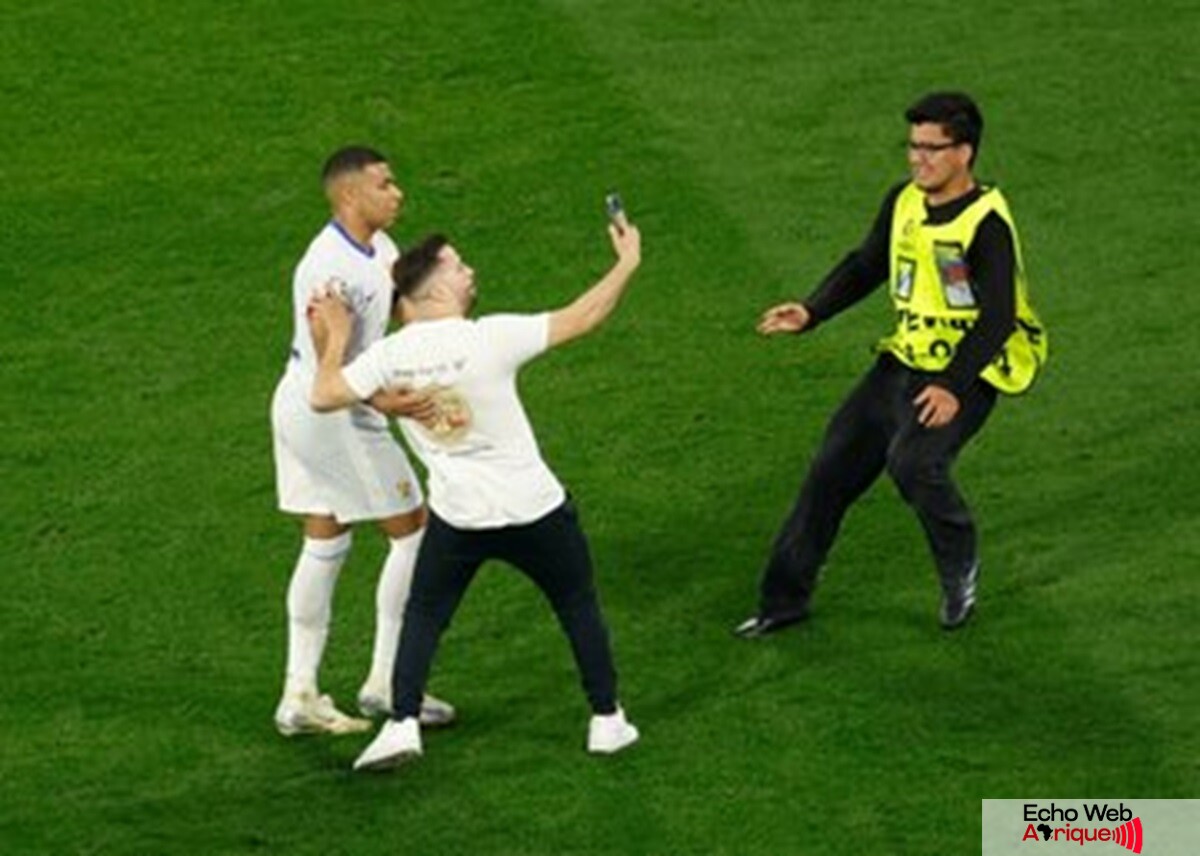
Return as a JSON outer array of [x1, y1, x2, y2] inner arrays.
[[757, 302, 811, 335]]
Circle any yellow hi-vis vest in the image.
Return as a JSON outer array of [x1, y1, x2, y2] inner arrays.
[[878, 182, 1048, 394]]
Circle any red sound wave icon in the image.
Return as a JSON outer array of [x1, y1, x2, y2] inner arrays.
[[1114, 817, 1142, 854]]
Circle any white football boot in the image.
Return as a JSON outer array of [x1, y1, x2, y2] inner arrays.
[[274, 691, 372, 737], [587, 707, 639, 755], [357, 680, 457, 728], [353, 717, 423, 771]]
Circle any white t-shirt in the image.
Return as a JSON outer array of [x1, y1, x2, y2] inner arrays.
[[342, 313, 566, 529], [282, 221, 399, 429]]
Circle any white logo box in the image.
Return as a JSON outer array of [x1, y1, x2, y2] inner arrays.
[[982, 800, 1199, 855]]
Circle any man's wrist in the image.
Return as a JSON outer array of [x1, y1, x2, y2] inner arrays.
[[799, 300, 821, 330], [324, 332, 350, 357], [930, 374, 965, 399]]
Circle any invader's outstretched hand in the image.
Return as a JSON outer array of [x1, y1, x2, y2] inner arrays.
[[370, 386, 439, 425], [609, 222, 641, 270]]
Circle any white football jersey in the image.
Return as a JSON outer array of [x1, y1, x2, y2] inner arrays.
[[283, 221, 399, 428]]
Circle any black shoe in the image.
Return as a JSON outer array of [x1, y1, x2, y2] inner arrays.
[[939, 562, 980, 630], [733, 610, 807, 639]]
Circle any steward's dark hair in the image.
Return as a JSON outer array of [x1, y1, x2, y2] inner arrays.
[[392, 234, 449, 306], [321, 146, 388, 187], [905, 92, 984, 165]]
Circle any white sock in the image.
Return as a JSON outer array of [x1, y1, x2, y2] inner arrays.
[[365, 529, 424, 692], [284, 532, 352, 697]]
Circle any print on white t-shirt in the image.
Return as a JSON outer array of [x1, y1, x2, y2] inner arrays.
[[341, 313, 565, 529]]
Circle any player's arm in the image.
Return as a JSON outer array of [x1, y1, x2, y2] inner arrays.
[[547, 223, 642, 349], [307, 291, 439, 421], [307, 293, 365, 412]]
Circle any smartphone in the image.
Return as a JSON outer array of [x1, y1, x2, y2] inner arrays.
[[605, 191, 628, 232]]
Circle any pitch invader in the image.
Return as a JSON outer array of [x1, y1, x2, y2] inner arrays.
[[307, 215, 643, 770], [270, 146, 454, 735]]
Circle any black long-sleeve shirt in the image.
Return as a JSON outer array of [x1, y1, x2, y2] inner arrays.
[[801, 182, 1017, 397]]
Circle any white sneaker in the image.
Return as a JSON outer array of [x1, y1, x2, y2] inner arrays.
[[274, 692, 372, 737], [587, 707, 639, 754], [417, 694, 457, 728], [353, 718, 423, 771], [357, 681, 457, 729]]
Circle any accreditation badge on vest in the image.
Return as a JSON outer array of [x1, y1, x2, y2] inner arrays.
[[880, 183, 1048, 395], [933, 242, 977, 308]]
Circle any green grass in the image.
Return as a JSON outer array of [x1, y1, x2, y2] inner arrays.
[[2, 0, 1198, 853]]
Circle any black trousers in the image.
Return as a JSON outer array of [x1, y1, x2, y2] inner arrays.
[[391, 500, 619, 719], [759, 354, 997, 617]]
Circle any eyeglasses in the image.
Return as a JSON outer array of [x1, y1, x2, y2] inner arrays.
[[906, 140, 960, 154]]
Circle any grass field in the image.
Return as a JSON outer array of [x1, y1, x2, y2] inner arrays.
[[2, 1, 1198, 853]]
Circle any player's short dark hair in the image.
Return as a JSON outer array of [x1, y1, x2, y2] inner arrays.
[[321, 145, 388, 187], [392, 234, 449, 306], [905, 92, 984, 165]]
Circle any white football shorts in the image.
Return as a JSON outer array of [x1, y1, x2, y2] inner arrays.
[[271, 373, 423, 523]]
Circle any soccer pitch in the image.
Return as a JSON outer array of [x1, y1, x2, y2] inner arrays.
[[2, 1, 1197, 853]]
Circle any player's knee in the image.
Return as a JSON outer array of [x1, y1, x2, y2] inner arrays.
[[379, 506, 426, 539], [303, 515, 350, 540]]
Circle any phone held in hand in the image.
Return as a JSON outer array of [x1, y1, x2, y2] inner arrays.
[[605, 192, 628, 232]]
